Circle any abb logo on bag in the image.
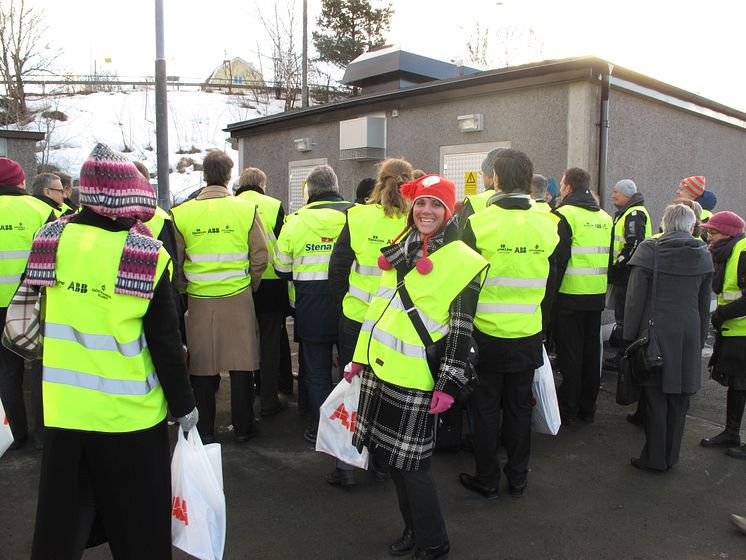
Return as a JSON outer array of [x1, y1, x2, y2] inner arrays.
[[329, 403, 357, 433], [172, 496, 189, 526]]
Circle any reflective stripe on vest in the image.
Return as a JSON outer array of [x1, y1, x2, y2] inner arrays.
[[612, 205, 652, 262], [343, 205, 408, 323], [554, 205, 613, 296], [718, 236, 746, 337], [42, 224, 170, 432], [352, 240, 488, 390], [468, 205, 560, 338], [171, 196, 256, 298], [275, 200, 349, 286], [237, 190, 282, 280], [0, 195, 51, 307]]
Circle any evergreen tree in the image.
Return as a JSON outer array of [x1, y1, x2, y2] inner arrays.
[[312, 0, 393, 70]]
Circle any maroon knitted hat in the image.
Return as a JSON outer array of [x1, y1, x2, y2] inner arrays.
[[0, 157, 25, 186], [79, 143, 156, 222], [701, 211, 745, 238]]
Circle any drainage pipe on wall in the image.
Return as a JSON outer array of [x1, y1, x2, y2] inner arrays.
[[597, 63, 613, 203]]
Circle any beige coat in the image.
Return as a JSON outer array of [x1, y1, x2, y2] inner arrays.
[[173, 185, 269, 375]]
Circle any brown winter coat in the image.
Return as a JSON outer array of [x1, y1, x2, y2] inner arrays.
[[173, 185, 269, 375]]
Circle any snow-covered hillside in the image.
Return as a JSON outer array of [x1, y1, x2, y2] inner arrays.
[[17, 89, 286, 202]]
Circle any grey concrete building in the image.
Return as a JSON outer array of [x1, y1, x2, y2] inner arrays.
[[0, 129, 45, 187], [226, 54, 746, 222]]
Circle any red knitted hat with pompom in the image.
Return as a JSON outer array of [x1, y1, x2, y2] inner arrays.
[[378, 174, 456, 275]]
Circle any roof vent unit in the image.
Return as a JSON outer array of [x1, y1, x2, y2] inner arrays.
[[339, 116, 386, 161]]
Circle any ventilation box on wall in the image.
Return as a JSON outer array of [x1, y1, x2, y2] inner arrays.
[[339, 116, 386, 160]]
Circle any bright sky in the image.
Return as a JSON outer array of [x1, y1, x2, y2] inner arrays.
[[36, 0, 746, 112]]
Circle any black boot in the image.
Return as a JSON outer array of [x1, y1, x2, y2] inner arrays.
[[726, 445, 746, 460], [388, 528, 415, 556], [701, 388, 745, 447]]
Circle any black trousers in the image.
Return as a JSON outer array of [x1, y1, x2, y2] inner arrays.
[[0, 306, 28, 442], [638, 385, 690, 471], [471, 368, 534, 488], [191, 371, 255, 439], [375, 448, 448, 549], [32, 421, 172, 560], [257, 311, 284, 413], [278, 322, 294, 394], [338, 315, 363, 370], [555, 310, 602, 419]]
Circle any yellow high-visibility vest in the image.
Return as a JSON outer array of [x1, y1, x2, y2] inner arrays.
[[343, 204, 407, 323], [353, 240, 488, 390], [612, 205, 652, 264], [171, 196, 256, 298], [42, 224, 171, 432], [0, 195, 51, 307], [469, 205, 560, 338], [718, 236, 746, 337], [554, 205, 613, 295], [237, 189, 282, 280]]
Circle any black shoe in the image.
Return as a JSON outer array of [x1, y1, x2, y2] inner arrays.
[[411, 542, 450, 560], [235, 428, 257, 443], [8, 434, 28, 451], [508, 482, 527, 498], [726, 445, 746, 460], [701, 430, 741, 448], [388, 528, 415, 556], [630, 458, 665, 473], [303, 426, 317, 444], [260, 400, 288, 417], [325, 468, 356, 487], [626, 413, 644, 427], [458, 473, 499, 499]]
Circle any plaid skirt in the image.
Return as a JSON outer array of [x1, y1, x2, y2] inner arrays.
[[352, 366, 435, 471]]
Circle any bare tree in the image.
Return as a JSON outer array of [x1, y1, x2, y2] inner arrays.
[[256, 1, 302, 112], [465, 22, 491, 67], [0, 0, 58, 123]]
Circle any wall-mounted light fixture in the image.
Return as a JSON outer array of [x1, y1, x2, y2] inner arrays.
[[457, 114, 484, 133], [293, 137, 312, 152]]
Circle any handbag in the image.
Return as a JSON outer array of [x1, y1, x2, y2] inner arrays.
[[395, 269, 478, 402], [624, 239, 664, 383], [171, 429, 226, 560], [616, 355, 641, 405], [2, 283, 43, 361], [315, 375, 370, 469], [531, 345, 561, 435]]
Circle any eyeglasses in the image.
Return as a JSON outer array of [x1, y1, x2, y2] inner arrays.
[[46, 188, 65, 193]]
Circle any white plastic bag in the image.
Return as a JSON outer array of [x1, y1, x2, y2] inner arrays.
[[531, 345, 561, 435], [0, 399, 14, 458], [171, 429, 226, 560], [316, 375, 370, 469]]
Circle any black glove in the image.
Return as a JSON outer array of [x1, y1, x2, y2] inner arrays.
[[711, 309, 725, 330]]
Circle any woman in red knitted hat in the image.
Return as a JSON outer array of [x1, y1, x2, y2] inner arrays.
[[345, 174, 488, 560]]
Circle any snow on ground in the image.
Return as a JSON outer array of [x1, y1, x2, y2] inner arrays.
[[17, 89, 286, 203]]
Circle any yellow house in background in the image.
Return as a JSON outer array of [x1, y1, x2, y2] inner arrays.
[[203, 57, 264, 90]]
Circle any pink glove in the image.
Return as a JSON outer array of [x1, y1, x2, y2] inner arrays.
[[429, 390, 455, 415], [343, 362, 363, 383]]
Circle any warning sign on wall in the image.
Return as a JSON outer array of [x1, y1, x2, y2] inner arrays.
[[464, 171, 479, 196]]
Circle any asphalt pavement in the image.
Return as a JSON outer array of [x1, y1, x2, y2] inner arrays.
[[2, 334, 745, 560]]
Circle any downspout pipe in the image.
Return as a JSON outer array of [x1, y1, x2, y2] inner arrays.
[[597, 63, 613, 204]]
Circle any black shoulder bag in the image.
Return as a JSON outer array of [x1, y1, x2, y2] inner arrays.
[[394, 267, 479, 401], [624, 239, 664, 383]]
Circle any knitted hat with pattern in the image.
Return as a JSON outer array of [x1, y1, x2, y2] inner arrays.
[[679, 176, 706, 198]]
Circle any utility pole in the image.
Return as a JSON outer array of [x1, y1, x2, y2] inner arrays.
[[302, 0, 309, 108], [155, 0, 171, 210]]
